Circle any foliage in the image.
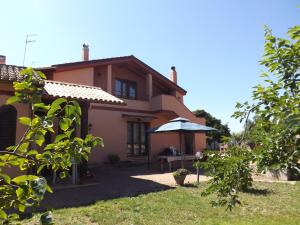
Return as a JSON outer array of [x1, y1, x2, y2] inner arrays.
[[0, 68, 103, 224], [233, 25, 300, 174], [194, 109, 231, 146], [204, 25, 300, 210], [173, 168, 191, 178], [201, 146, 253, 210], [107, 154, 120, 165]]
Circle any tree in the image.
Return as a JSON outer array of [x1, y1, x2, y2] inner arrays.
[[194, 109, 230, 148], [202, 25, 300, 209], [0, 68, 103, 224]]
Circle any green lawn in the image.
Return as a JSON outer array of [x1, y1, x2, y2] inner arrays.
[[19, 182, 300, 225]]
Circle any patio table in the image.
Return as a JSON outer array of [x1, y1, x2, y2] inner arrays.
[[158, 155, 196, 172]]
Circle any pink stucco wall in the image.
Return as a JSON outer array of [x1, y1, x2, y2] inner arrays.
[[94, 66, 108, 91], [53, 67, 94, 86], [88, 106, 128, 164], [0, 85, 31, 177], [88, 105, 190, 164]]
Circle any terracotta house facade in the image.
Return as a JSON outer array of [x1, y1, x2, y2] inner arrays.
[[0, 47, 206, 172]]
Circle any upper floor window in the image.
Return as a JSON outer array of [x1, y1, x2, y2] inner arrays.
[[115, 79, 137, 100]]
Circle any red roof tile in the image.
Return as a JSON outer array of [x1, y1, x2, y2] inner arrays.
[[44, 80, 125, 105]]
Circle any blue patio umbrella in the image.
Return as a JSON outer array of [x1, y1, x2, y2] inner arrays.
[[148, 117, 217, 134], [148, 117, 217, 168]]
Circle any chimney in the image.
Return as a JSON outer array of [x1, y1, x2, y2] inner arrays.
[[82, 44, 89, 61], [0, 55, 6, 64], [170, 66, 177, 84]]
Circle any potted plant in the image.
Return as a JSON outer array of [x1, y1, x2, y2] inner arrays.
[[173, 168, 191, 186]]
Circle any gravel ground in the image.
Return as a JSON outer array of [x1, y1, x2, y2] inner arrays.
[[131, 172, 210, 186]]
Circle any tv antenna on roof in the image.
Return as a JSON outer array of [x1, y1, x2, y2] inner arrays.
[[22, 34, 37, 66]]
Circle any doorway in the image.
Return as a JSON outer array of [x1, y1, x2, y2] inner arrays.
[[184, 133, 194, 155], [0, 105, 17, 150]]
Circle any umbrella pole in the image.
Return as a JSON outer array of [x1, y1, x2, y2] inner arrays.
[[180, 132, 184, 168], [147, 133, 150, 170]]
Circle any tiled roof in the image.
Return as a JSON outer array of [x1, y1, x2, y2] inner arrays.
[[0, 64, 124, 105], [44, 80, 125, 105], [0, 64, 24, 81]]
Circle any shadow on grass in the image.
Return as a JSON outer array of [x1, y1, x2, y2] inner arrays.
[[243, 187, 274, 196], [183, 183, 199, 188], [39, 165, 175, 211]]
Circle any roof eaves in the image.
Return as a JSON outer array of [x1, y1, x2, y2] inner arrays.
[[130, 56, 187, 94], [49, 55, 187, 94]]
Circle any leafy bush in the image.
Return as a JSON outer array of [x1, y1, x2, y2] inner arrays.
[[204, 24, 300, 210], [201, 146, 253, 210], [107, 154, 120, 164], [173, 168, 191, 178]]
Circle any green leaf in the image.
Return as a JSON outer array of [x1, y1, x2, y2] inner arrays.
[[32, 117, 41, 126], [34, 103, 50, 111], [46, 185, 53, 193], [8, 213, 19, 221], [65, 105, 75, 117], [16, 187, 25, 199], [27, 150, 38, 156], [51, 98, 67, 108], [71, 101, 82, 116], [0, 173, 11, 184], [35, 134, 45, 146], [12, 175, 39, 185], [54, 134, 67, 143], [18, 142, 29, 152], [19, 117, 31, 126], [59, 171, 67, 179], [47, 104, 61, 117], [0, 210, 7, 220], [37, 165, 46, 174], [59, 118, 72, 131], [18, 204, 26, 213], [6, 96, 19, 104], [36, 71, 47, 79]]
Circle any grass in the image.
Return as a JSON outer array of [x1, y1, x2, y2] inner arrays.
[[18, 181, 300, 225]]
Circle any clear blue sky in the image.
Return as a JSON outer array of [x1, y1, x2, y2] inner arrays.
[[1, 0, 299, 132]]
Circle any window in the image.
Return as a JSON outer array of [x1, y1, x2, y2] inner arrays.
[[115, 79, 137, 100], [127, 122, 148, 156], [0, 105, 17, 151]]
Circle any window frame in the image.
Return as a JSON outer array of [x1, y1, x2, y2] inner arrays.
[[127, 121, 148, 157], [115, 79, 137, 100]]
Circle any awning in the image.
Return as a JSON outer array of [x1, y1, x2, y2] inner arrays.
[[44, 80, 125, 105], [122, 113, 157, 120]]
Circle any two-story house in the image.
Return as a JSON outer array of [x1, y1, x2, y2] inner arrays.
[[0, 45, 206, 172]]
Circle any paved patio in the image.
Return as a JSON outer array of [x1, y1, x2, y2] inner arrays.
[[41, 165, 204, 210]]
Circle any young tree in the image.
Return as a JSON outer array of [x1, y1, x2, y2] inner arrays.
[[203, 25, 300, 209], [0, 68, 102, 224]]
